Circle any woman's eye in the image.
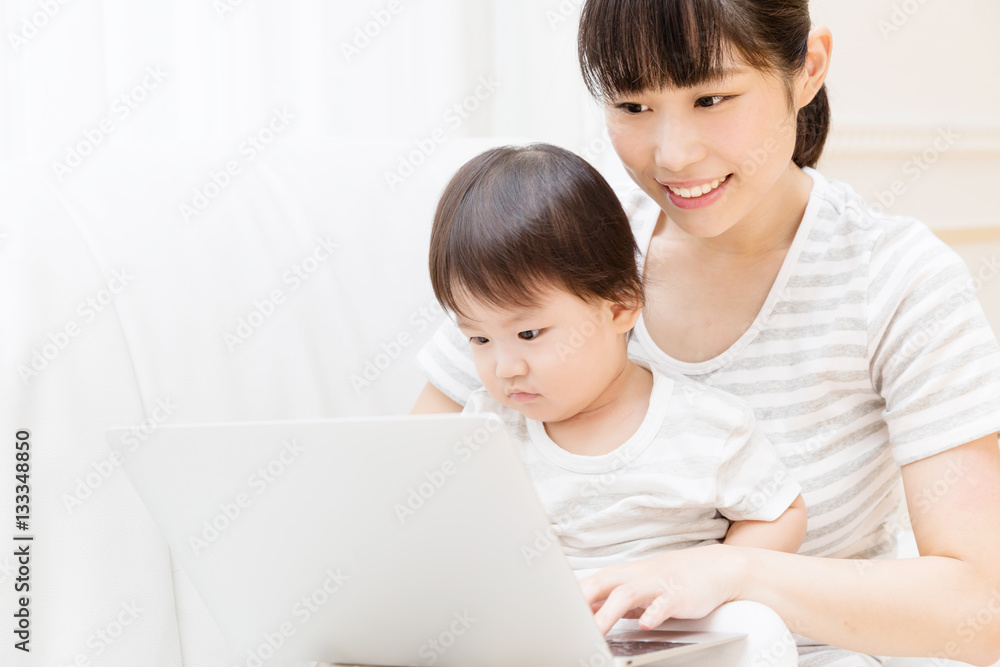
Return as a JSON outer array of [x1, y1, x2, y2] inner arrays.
[[470, 336, 489, 345], [696, 95, 726, 108], [617, 102, 649, 114], [518, 329, 541, 341]]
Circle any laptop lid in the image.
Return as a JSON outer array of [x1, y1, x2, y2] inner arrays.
[[107, 414, 623, 666]]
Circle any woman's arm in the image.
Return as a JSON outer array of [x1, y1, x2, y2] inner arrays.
[[723, 494, 807, 554], [410, 381, 462, 414], [740, 434, 1000, 663], [581, 434, 1000, 665]]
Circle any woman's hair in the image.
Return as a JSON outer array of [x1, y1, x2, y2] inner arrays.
[[429, 143, 644, 320], [578, 0, 829, 169]]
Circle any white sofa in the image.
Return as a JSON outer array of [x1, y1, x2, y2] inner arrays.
[[0, 137, 500, 666], [0, 139, 978, 666]]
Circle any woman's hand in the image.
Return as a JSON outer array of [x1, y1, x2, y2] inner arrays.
[[578, 543, 748, 635], [579, 436, 1000, 664]]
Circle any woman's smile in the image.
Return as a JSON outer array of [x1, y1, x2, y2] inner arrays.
[[659, 173, 734, 209]]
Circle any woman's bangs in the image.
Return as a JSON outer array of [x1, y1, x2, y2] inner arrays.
[[579, 0, 766, 100]]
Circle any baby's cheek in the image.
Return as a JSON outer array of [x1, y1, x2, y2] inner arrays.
[[470, 352, 493, 380]]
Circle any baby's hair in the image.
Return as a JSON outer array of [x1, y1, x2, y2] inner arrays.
[[429, 143, 644, 321], [578, 0, 829, 169]]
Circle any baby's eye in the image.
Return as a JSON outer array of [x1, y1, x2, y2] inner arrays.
[[518, 329, 541, 341], [617, 102, 650, 114], [695, 95, 726, 108], [470, 336, 489, 345]]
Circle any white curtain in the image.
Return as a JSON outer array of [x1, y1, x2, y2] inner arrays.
[[4, 0, 997, 224], [0, 0, 607, 165]]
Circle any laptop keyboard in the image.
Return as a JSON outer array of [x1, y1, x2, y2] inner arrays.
[[607, 639, 693, 656]]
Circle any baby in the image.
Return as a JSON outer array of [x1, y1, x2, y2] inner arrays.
[[427, 143, 806, 578]]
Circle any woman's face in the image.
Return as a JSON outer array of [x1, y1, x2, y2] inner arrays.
[[604, 62, 801, 239]]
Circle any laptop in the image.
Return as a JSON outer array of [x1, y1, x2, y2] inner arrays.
[[106, 414, 744, 666]]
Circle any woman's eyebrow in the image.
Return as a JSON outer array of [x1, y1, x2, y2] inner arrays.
[[610, 67, 747, 98], [705, 65, 746, 82]]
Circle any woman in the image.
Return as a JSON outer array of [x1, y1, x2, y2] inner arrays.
[[411, 1, 1000, 665]]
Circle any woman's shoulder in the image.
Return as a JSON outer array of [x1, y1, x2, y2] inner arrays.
[[807, 168, 953, 260]]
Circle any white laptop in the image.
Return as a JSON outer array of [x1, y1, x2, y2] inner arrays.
[[106, 414, 743, 666]]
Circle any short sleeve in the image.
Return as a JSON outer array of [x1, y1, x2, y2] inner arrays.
[[462, 387, 494, 415], [415, 316, 482, 406], [867, 219, 1000, 466], [716, 405, 802, 522]]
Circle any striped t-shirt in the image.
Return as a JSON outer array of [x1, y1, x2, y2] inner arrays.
[[416, 166, 1000, 562], [463, 362, 802, 578]]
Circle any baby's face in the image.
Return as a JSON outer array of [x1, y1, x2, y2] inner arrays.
[[453, 286, 634, 423]]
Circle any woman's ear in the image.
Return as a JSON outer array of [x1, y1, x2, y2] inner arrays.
[[797, 25, 833, 110]]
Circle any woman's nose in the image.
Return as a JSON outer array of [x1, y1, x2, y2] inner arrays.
[[653, 117, 706, 174]]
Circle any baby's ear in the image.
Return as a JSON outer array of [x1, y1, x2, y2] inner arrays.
[[610, 297, 643, 332]]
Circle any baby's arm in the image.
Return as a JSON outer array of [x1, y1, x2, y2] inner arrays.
[[716, 403, 807, 554], [723, 494, 807, 554]]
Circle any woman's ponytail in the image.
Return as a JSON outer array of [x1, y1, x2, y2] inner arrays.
[[793, 83, 830, 169]]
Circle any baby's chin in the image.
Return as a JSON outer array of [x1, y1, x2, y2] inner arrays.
[[502, 397, 578, 424]]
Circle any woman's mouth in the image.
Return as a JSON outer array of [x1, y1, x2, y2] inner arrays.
[[660, 174, 733, 210]]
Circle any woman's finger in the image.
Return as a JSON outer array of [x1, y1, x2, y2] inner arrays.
[[638, 591, 678, 630], [592, 583, 659, 635], [579, 566, 630, 606]]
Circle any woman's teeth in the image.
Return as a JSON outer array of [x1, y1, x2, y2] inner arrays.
[[667, 175, 730, 199]]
